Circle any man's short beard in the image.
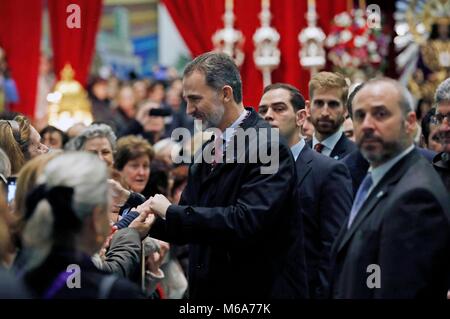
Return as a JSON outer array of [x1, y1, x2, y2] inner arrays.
[[198, 105, 225, 131], [313, 114, 345, 135], [360, 132, 410, 166]]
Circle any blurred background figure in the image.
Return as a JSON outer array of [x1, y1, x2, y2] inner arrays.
[[301, 115, 315, 142], [0, 116, 48, 175], [66, 123, 116, 172], [421, 108, 443, 153], [40, 125, 68, 150], [66, 122, 87, 139], [113, 85, 137, 131], [343, 116, 354, 142], [88, 77, 116, 130]]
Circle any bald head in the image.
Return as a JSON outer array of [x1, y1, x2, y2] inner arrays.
[[353, 78, 414, 119], [352, 78, 417, 167]]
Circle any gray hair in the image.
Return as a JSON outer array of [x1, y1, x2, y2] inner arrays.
[[22, 152, 109, 269], [0, 147, 11, 179], [183, 52, 243, 104], [65, 123, 117, 151], [434, 77, 450, 106], [39, 152, 109, 219]]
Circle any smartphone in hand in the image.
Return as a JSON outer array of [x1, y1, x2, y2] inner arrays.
[[7, 177, 17, 204]]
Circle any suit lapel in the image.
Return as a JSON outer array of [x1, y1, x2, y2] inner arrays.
[[336, 149, 421, 254], [337, 184, 388, 253], [330, 133, 346, 159], [295, 146, 313, 186]]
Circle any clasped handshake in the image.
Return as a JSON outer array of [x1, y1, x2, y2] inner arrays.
[[107, 179, 173, 238]]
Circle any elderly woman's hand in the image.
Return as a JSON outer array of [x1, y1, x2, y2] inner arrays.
[[129, 210, 155, 239], [108, 179, 130, 211], [98, 225, 118, 261], [146, 239, 170, 274]]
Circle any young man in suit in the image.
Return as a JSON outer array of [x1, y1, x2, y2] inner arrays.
[[259, 83, 353, 299], [331, 78, 450, 299], [146, 52, 308, 299], [307, 72, 356, 160]]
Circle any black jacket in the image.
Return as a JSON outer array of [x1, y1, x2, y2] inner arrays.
[[23, 247, 143, 299], [150, 108, 308, 299], [295, 145, 353, 298], [433, 152, 450, 194], [331, 149, 450, 298], [342, 147, 437, 196]]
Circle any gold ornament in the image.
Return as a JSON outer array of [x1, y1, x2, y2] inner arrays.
[[47, 64, 93, 131]]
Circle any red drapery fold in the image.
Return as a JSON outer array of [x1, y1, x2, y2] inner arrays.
[[48, 0, 103, 86], [0, 0, 43, 118], [162, 0, 346, 108]]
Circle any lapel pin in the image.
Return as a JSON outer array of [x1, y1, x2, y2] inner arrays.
[[376, 191, 384, 198], [333, 156, 339, 160]]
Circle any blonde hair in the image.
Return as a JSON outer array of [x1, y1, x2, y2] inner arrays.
[[308, 72, 348, 104], [0, 119, 26, 174]]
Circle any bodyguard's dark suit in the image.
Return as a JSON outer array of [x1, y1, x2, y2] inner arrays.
[[342, 147, 437, 196], [331, 149, 450, 298], [151, 108, 308, 299], [308, 132, 357, 160], [295, 145, 353, 298]]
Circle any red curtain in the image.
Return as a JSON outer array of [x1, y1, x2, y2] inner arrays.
[[48, 0, 103, 86], [162, 0, 346, 109], [0, 0, 43, 118]]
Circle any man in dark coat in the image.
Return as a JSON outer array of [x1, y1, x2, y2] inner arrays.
[[331, 78, 450, 299], [259, 83, 352, 299], [147, 52, 307, 299]]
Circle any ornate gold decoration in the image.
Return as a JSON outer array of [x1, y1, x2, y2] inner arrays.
[[395, 0, 450, 102], [47, 64, 93, 131]]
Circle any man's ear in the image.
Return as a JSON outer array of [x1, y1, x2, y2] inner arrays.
[[305, 100, 311, 116], [405, 111, 417, 135], [222, 86, 233, 103], [296, 109, 307, 127]]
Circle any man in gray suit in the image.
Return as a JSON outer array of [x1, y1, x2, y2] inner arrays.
[[331, 78, 450, 298]]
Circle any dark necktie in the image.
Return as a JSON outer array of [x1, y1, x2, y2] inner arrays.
[[347, 172, 373, 228], [314, 143, 325, 153]]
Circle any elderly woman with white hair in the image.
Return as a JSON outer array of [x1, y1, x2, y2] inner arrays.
[[65, 123, 148, 222], [21, 152, 150, 298]]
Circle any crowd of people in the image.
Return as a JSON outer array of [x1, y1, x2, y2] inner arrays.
[[0, 51, 449, 299]]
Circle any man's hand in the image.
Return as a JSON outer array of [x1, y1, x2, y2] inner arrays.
[[99, 226, 118, 261], [149, 194, 172, 219], [108, 179, 131, 212], [129, 211, 155, 239], [135, 101, 159, 128]]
